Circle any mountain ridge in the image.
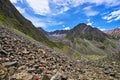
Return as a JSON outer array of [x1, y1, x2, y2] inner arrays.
[[0, 1, 120, 80], [107, 28, 120, 40], [66, 23, 110, 42], [0, 0, 57, 48]]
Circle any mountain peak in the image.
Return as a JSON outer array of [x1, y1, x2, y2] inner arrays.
[[66, 23, 109, 42], [107, 28, 120, 40], [114, 28, 120, 31]]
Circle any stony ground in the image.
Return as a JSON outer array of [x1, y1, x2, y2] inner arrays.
[[0, 27, 120, 80]]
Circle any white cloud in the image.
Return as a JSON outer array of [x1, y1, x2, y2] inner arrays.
[[26, 0, 50, 16], [83, 6, 99, 16], [100, 28, 106, 31], [10, 0, 23, 3], [10, 0, 120, 30], [97, 27, 107, 31], [103, 9, 120, 22], [64, 27, 70, 30], [87, 22, 93, 26], [23, 13, 64, 28], [87, 18, 95, 27], [49, 0, 71, 15], [16, 7, 25, 14], [34, 22, 46, 28], [25, 0, 120, 16], [87, 19, 90, 22], [87, 18, 93, 26], [72, 0, 120, 7], [10, 0, 17, 3]]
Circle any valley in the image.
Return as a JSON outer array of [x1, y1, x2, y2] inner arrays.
[[0, 0, 120, 80]]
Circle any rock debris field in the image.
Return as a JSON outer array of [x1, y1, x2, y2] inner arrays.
[[0, 27, 120, 80]]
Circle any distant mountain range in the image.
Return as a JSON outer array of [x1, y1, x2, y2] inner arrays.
[[48, 30, 69, 35], [66, 23, 110, 42], [37, 23, 120, 55], [106, 28, 120, 40], [38, 24, 120, 43], [38, 27, 69, 41]]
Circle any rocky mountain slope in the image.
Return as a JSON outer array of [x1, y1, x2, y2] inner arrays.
[[0, 26, 120, 80], [0, 0, 120, 80], [107, 28, 120, 40], [66, 23, 110, 42], [0, 0, 57, 48], [61, 23, 119, 55]]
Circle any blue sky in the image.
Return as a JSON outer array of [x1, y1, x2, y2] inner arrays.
[[10, 0, 120, 32]]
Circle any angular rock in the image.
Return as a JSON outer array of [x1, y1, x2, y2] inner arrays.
[[28, 69, 43, 74], [2, 61, 18, 67], [0, 50, 8, 57], [32, 74, 39, 80], [51, 73, 68, 80], [103, 69, 110, 74], [0, 65, 8, 80]]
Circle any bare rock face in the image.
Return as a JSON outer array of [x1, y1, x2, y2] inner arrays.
[[107, 28, 120, 40]]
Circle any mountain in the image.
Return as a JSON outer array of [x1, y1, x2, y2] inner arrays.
[[107, 28, 120, 40], [1, 26, 120, 80], [47, 30, 69, 41], [66, 23, 109, 42], [62, 23, 120, 55], [0, 1, 120, 80], [0, 0, 57, 47], [48, 30, 69, 35], [37, 28, 69, 41], [38, 27, 48, 35]]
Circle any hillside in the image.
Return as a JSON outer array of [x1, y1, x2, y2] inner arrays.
[[0, 0, 57, 47], [0, 0, 120, 80], [66, 23, 110, 42], [61, 23, 120, 56], [47, 30, 69, 41], [107, 28, 120, 40], [0, 26, 120, 80]]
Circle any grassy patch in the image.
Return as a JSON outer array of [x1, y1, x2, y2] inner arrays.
[[62, 46, 68, 53], [74, 39, 88, 47], [98, 46, 105, 50], [81, 55, 107, 61], [13, 28, 35, 40], [0, 14, 5, 22], [109, 40, 116, 48], [73, 52, 80, 58]]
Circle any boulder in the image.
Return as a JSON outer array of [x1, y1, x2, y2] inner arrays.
[[2, 61, 18, 67]]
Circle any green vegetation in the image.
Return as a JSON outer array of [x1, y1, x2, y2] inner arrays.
[[98, 46, 105, 50], [62, 46, 68, 53], [109, 40, 116, 48], [73, 52, 80, 58], [74, 39, 88, 47], [81, 54, 107, 62], [0, 0, 59, 48]]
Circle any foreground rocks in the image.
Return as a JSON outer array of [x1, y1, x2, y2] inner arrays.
[[0, 27, 120, 80]]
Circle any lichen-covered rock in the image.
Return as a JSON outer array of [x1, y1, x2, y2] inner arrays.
[[0, 65, 8, 80]]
